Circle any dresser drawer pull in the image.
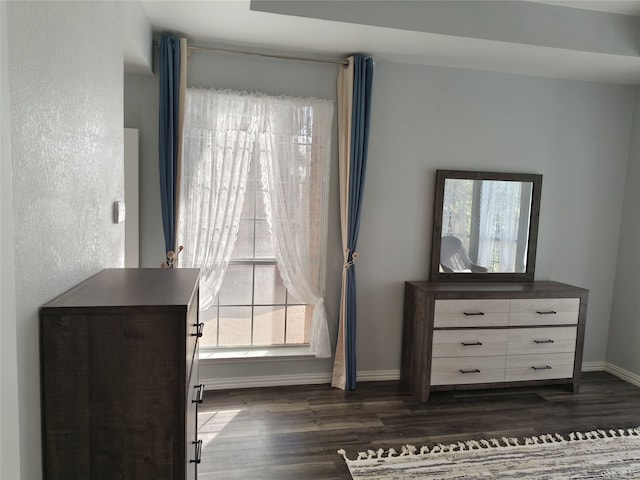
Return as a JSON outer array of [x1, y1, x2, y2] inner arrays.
[[531, 365, 552, 371], [463, 312, 485, 316], [461, 341, 483, 346], [536, 310, 557, 315], [533, 339, 555, 344], [190, 440, 203, 464], [459, 369, 481, 374], [192, 322, 204, 337], [193, 384, 205, 404]]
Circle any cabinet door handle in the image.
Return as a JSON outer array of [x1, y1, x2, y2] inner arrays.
[[193, 384, 205, 404], [536, 310, 557, 315], [531, 365, 552, 371], [190, 440, 203, 464], [463, 312, 485, 316], [459, 369, 481, 374], [461, 341, 483, 346], [533, 339, 554, 344], [192, 322, 204, 337]]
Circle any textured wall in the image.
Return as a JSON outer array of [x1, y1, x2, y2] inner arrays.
[[7, 1, 124, 478]]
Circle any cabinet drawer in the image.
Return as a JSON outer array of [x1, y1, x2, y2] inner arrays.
[[434, 299, 510, 327], [509, 298, 579, 326], [431, 356, 505, 385], [507, 327, 577, 355], [432, 329, 508, 358], [505, 353, 575, 381]]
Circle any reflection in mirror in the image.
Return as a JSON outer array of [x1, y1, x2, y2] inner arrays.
[[441, 178, 533, 273], [430, 170, 542, 282]]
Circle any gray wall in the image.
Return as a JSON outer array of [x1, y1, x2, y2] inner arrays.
[[361, 62, 633, 372], [125, 49, 342, 382], [6, 2, 125, 478], [1, 0, 20, 478], [125, 50, 636, 385], [607, 89, 640, 375], [124, 73, 163, 267]]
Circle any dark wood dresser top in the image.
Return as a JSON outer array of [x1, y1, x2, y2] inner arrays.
[[41, 268, 200, 310], [405, 280, 588, 297]]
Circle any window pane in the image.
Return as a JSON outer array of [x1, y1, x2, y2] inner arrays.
[[241, 179, 256, 218], [231, 219, 255, 259], [255, 188, 267, 220], [218, 265, 253, 305], [218, 307, 252, 346], [254, 264, 286, 305], [199, 306, 218, 348], [286, 305, 312, 344], [285, 279, 305, 304], [255, 220, 274, 258], [253, 306, 285, 345], [247, 151, 258, 180]]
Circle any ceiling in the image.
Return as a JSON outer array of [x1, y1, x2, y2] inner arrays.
[[540, 1, 640, 16], [135, 0, 640, 84]]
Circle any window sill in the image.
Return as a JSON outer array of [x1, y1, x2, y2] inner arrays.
[[199, 345, 317, 363]]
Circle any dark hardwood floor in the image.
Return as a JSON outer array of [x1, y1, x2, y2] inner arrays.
[[197, 372, 640, 479]]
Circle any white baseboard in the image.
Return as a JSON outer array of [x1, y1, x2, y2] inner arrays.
[[603, 362, 640, 387], [202, 364, 640, 391], [582, 361, 606, 372], [202, 369, 401, 391], [202, 372, 332, 391], [581, 360, 640, 387], [357, 369, 401, 382]]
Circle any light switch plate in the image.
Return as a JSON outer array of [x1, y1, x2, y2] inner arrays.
[[113, 201, 126, 224]]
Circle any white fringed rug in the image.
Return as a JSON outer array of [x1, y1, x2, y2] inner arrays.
[[339, 427, 640, 479]]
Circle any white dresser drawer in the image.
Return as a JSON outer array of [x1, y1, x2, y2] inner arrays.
[[505, 353, 575, 381], [431, 356, 506, 385], [434, 299, 510, 328], [506, 327, 577, 355], [432, 329, 508, 358], [509, 298, 579, 326]]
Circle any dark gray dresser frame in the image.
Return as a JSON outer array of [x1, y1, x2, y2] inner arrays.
[[401, 281, 588, 402]]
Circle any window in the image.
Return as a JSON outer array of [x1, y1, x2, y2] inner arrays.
[[199, 154, 312, 348], [178, 88, 334, 356]]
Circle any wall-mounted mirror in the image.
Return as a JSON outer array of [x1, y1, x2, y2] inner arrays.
[[430, 170, 542, 282]]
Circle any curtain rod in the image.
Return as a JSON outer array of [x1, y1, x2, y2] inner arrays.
[[187, 44, 349, 66]]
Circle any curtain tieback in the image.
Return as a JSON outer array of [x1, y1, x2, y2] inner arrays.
[[343, 249, 359, 269]]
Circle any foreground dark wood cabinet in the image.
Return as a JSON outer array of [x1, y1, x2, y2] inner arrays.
[[401, 281, 588, 401], [40, 268, 201, 480]]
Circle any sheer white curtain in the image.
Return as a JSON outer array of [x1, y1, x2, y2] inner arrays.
[[257, 97, 334, 358], [477, 180, 522, 272], [178, 87, 334, 356], [178, 88, 257, 310]]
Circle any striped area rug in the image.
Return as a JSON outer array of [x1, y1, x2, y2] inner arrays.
[[339, 427, 640, 479]]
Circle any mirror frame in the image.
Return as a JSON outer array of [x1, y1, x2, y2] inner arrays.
[[430, 169, 543, 282]]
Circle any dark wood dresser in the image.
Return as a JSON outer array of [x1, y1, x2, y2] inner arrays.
[[40, 268, 202, 480], [401, 281, 588, 401]]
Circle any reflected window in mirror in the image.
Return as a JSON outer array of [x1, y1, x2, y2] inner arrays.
[[430, 170, 542, 282], [442, 178, 532, 273]]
